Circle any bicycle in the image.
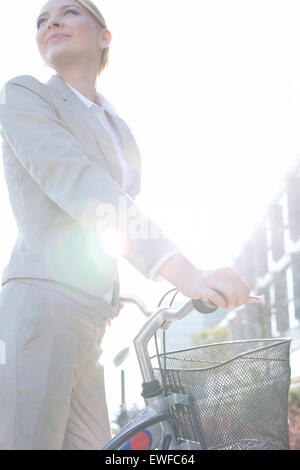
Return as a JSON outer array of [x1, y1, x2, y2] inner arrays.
[[102, 290, 291, 450]]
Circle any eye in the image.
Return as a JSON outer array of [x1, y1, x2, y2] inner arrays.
[[36, 9, 79, 29], [37, 18, 46, 29], [65, 8, 79, 15]]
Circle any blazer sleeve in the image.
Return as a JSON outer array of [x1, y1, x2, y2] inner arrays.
[[0, 76, 180, 279]]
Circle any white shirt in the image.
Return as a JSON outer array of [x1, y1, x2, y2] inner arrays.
[[65, 83, 135, 192], [65, 83, 180, 301]]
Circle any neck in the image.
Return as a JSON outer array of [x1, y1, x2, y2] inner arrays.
[[54, 64, 99, 103]]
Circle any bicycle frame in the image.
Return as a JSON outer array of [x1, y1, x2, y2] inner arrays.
[[103, 296, 203, 450]]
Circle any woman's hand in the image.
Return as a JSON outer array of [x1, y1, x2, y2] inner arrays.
[[157, 253, 250, 308], [178, 267, 250, 308]]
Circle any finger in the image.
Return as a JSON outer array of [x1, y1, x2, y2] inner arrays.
[[215, 268, 250, 304], [207, 280, 239, 307], [201, 288, 229, 308], [219, 267, 249, 290]]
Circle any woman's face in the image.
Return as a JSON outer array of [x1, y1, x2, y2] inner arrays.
[[36, 0, 110, 72]]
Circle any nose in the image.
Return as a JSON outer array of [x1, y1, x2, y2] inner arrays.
[[47, 16, 63, 29]]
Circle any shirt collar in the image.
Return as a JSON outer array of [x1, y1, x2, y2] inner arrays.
[[64, 82, 116, 116]]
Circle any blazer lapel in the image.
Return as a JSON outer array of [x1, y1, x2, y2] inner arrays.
[[46, 74, 142, 199], [46, 74, 123, 186]]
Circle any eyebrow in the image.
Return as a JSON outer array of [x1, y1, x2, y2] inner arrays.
[[36, 4, 81, 24]]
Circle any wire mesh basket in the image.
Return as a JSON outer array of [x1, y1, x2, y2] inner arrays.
[[152, 338, 291, 450]]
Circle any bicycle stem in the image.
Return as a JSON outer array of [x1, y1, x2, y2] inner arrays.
[[134, 301, 195, 383]]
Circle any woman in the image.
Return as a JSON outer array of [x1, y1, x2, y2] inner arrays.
[[0, 0, 249, 450]]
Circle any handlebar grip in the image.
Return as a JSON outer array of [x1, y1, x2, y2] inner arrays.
[[192, 298, 218, 313], [192, 289, 228, 314]]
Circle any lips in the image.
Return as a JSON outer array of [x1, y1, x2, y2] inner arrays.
[[47, 33, 70, 44]]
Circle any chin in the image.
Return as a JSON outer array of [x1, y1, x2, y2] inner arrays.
[[46, 49, 78, 68]]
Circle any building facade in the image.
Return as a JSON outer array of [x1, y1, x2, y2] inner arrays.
[[219, 158, 300, 351]]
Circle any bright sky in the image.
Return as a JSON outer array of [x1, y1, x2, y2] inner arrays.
[[1, 0, 300, 414]]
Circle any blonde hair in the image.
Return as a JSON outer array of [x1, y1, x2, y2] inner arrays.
[[75, 0, 109, 77]]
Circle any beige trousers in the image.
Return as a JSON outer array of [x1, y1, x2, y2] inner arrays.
[[0, 279, 112, 450]]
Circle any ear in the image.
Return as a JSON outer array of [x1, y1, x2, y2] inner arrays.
[[99, 29, 112, 50]]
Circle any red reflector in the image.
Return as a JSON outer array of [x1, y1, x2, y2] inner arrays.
[[130, 432, 150, 450]]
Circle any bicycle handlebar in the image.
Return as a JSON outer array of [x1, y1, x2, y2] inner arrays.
[[119, 293, 265, 383], [119, 295, 153, 317], [119, 293, 265, 316]]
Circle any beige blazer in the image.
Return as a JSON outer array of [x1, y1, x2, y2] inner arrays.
[[0, 74, 178, 305]]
